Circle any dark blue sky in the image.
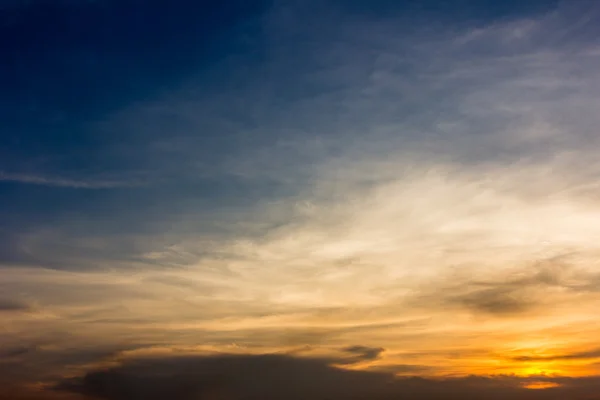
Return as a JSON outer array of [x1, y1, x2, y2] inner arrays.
[[1, 0, 560, 165], [2, 0, 271, 265], [1, 0, 564, 269]]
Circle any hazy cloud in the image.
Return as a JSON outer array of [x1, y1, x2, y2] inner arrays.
[[0, 346, 34, 359], [453, 287, 534, 315], [0, 298, 33, 313], [511, 348, 600, 362]]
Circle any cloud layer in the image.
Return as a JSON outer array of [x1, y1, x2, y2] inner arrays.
[[55, 354, 600, 400]]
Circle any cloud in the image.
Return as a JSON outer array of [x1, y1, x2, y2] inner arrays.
[[0, 298, 33, 313], [452, 287, 534, 315], [367, 363, 435, 375], [511, 348, 600, 362], [55, 353, 600, 400], [419, 264, 566, 316], [0, 172, 144, 189], [340, 345, 385, 363], [57, 354, 390, 400], [0, 346, 34, 359], [413, 260, 600, 317]]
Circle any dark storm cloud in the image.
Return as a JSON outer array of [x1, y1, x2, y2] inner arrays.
[[55, 353, 600, 400]]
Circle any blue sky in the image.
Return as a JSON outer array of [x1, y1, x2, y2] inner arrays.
[[0, 0, 566, 268], [3, 1, 600, 399]]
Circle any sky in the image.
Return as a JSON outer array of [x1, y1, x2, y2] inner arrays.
[[2, 0, 600, 399]]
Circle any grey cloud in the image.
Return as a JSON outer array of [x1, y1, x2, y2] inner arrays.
[[0, 298, 33, 313], [0, 346, 35, 360], [511, 348, 600, 362], [341, 345, 385, 363], [55, 353, 600, 400], [452, 287, 534, 315], [415, 277, 540, 317], [366, 363, 435, 375], [57, 354, 391, 400], [0, 384, 83, 400], [0, 338, 149, 385], [563, 272, 600, 293], [417, 260, 594, 317]]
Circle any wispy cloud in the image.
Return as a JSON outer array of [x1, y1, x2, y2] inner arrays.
[[511, 349, 600, 362], [0, 172, 144, 189]]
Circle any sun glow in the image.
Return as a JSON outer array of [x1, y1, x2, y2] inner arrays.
[[522, 381, 561, 390], [519, 365, 558, 376]]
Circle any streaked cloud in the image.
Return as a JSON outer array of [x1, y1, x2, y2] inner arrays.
[[0, 172, 144, 189]]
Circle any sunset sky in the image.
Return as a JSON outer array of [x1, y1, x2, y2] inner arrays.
[[2, 0, 600, 399]]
